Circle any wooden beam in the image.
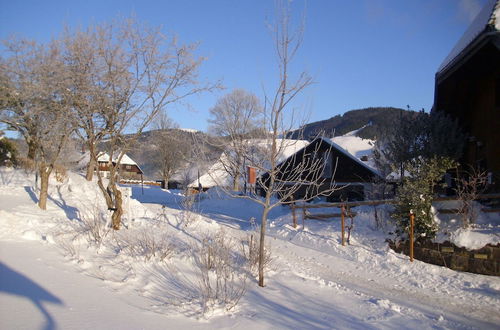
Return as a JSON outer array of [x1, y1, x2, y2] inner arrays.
[[293, 192, 500, 209], [437, 209, 460, 214], [304, 212, 357, 219]]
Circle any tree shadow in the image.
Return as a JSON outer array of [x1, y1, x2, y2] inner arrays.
[[48, 186, 79, 220], [245, 281, 370, 329], [24, 186, 39, 204], [23, 185, 80, 220], [0, 262, 64, 330], [136, 262, 203, 317]]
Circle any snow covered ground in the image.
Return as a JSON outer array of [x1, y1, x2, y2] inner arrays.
[[1, 168, 499, 329]]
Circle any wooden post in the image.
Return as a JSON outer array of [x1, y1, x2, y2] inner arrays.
[[409, 211, 415, 262], [341, 205, 346, 246], [292, 203, 297, 228]]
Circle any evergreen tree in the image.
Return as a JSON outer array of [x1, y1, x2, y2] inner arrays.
[[392, 156, 456, 240], [0, 135, 18, 166]]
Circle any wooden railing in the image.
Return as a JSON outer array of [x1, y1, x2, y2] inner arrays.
[[290, 192, 500, 255]]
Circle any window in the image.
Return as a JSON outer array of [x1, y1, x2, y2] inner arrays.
[[126, 165, 131, 170]]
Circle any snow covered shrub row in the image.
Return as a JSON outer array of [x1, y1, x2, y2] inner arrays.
[[194, 228, 248, 313], [115, 228, 175, 262]]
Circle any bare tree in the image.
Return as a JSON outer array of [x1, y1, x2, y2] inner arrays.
[[1, 38, 75, 209], [207, 89, 265, 190], [61, 27, 110, 181], [1, 39, 46, 161], [151, 112, 190, 185], [61, 19, 218, 229]]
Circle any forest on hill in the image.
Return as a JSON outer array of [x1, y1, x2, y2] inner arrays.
[[288, 107, 420, 140]]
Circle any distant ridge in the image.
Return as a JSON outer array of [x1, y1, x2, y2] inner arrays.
[[288, 107, 416, 140]]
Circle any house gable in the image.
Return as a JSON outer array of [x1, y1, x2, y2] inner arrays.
[[263, 137, 381, 184], [434, 0, 500, 181]]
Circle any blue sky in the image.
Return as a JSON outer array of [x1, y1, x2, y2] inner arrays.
[[0, 0, 487, 132]]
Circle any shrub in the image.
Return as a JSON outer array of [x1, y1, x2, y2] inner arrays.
[[392, 156, 456, 240], [116, 228, 174, 261], [0, 137, 19, 167], [194, 228, 248, 313], [73, 206, 110, 248], [455, 168, 488, 228]]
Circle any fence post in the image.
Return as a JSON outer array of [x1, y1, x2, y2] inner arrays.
[[341, 205, 346, 246], [409, 211, 415, 262]]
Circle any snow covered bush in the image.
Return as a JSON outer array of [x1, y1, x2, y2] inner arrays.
[[194, 228, 248, 313], [53, 164, 67, 183], [76, 206, 110, 248], [392, 156, 456, 240]]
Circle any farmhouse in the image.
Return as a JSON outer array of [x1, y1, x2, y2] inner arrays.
[[97, 152, 144, 181], [433, 0, 500, 189], [259, 136, 383, 202], [187, 139, 310, 191]]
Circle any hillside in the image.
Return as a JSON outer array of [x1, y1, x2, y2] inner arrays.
[[289, 107, 419, 140], [98, 129, 222, 180]]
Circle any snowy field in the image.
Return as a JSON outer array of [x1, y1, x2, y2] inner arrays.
[[1, 167, 499, 330]]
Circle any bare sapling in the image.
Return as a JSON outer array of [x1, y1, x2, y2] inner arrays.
[[455, 168, 488, 228], [197, 1, 338, 287], [241, 218, 272, 275]]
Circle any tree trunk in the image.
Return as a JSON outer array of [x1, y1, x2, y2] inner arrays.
[[85, 142, 98, 181], [233, 173, 240, 191], [85, 156, 95, 181], [162, 174, 169, 189], [38, 164, 52, 210], [95, 170, 114, 209], [258, 206, 269, 287], [111, 185, 123, 230], [27, 140, 37, 161]]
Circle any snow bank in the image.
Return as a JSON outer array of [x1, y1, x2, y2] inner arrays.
[[1, 167, 500, 329]]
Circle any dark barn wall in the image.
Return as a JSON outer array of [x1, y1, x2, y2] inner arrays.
[[435, 39, 500, 182], [261, 138, 378, 201]]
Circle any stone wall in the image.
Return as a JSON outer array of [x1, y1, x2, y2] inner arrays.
[[388, 240, 499, 276]]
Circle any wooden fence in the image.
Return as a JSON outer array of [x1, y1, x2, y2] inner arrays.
[[290, 193, 500, 261]]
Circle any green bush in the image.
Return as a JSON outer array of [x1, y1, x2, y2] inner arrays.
[[0, 137, 18, 167]]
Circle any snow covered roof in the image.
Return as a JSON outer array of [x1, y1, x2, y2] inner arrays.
[[330, 130, 375, 160], [438, 0, 499, 74], [97, 152, 139, 166], [188, 139, 310, 188], [322, 137, 381, 178]]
